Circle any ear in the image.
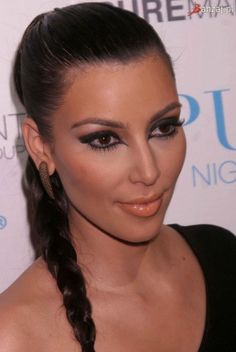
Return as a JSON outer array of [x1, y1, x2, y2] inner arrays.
[[22, 118, 55, 175]]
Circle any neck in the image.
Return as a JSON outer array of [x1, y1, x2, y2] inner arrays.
[[69, 209, 167, 294]]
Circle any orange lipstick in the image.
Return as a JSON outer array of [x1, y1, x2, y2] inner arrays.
[[118, 196, 162, 217]]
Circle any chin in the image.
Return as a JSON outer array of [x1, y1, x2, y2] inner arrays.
[[112, 216, 164, 245]]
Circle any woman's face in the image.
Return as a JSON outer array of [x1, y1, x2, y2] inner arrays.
[[50, 54, 186, 243]]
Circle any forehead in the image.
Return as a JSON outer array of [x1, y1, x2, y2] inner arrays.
[[55, 55, 177, 126]]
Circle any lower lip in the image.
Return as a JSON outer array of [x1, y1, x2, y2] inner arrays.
[[118, 197, 163, 218]]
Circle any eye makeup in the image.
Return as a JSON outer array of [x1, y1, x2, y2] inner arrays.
[[149, 116, 185, 139], [79, 130, 122, 152], [78, 116, 185, 152]]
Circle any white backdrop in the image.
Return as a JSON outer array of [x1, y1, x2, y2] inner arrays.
[[0, 0, 235, 293]]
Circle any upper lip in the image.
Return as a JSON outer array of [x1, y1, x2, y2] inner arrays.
[[119, 194, 163, 205]]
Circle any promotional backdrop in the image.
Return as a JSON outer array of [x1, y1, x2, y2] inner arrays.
[[0, 0, 235, 292]]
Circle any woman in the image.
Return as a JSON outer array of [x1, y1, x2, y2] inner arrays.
[[0, 3, 235, 351]]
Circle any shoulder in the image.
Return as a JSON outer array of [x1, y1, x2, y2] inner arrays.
[[169, 223, 236, 284], [168, 224, 236, 347], [169, 223, 235, 237], [0, 258, 62, 351], [169, 223, 236, 255], [168, 223, 236, 279], [0, 296, 31, 351]]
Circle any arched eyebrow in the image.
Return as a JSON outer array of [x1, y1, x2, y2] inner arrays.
[[71, 101, 182, 130]]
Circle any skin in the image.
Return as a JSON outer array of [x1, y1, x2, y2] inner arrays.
[[0, 54, 206, 351], [49, 54, 186, 290]]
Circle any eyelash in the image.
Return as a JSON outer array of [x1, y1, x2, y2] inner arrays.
[[79, 117, 185, 152]]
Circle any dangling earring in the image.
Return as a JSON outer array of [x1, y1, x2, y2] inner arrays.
[[38, 161, 55, 200]]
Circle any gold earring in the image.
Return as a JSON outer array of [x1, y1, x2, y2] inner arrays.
[[38, 161, 55, 199]]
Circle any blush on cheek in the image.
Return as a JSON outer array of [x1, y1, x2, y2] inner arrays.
[[163, 137, 186, 186], [57, 161, 104, 198]]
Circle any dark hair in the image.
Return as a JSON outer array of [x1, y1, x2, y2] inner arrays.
[[14, 3, 174, 351]]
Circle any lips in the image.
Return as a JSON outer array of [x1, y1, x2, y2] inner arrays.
[[117, 195, 163, 217], [121, 194, 162, 204]]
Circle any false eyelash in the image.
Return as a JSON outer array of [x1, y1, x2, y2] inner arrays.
[[88, 142, 119, 152], [149, 117, 185, 139], [151, 117, 185, 132], [78, 117, 185, 152], [79, 130, 121, 152]]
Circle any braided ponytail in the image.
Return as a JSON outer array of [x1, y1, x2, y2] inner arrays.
[[15, 3, 175, 351], [25, 157, 96, 351]]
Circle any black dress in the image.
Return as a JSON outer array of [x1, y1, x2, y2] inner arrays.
[[169, 224, 236, 352]]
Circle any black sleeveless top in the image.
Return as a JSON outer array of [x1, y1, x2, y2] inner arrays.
[[169, 224, 236, 351]]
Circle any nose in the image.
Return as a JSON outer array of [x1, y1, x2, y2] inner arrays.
[[128, 142, 160, 186]]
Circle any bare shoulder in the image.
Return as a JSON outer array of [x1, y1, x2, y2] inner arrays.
[[0, 257, 60, 309], [0, 258, 64, 351], [0, 296, 30, 351]]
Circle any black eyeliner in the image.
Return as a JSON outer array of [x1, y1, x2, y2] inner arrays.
[[149, 116, 184, 132], [79, 130, 119, 144], [149, 116, 185, 139], [78, 116, 185, 152]]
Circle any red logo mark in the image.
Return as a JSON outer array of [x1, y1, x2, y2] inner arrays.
[[188, 3, 202, 16]]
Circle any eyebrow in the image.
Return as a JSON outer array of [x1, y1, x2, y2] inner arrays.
[[71, 101, 182, 130]]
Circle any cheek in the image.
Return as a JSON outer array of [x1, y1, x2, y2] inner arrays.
[[53, 148, 121, 201], [172, 130, 186, 177], [160, 130, 186, 184]]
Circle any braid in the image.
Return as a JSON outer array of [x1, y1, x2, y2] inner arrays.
[[15, 3, 176, 350], [25, 157, 96, 351]]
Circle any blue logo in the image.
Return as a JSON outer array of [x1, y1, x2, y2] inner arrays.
[[192, 160, 236, 187], [0, 216, 7, 230], [179, 89, 235, 150]]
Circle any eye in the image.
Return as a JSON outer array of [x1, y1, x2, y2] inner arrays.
[[156, 124, 175, 136], [79, 131, 121, 151], [150, 117, 184, 139]]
